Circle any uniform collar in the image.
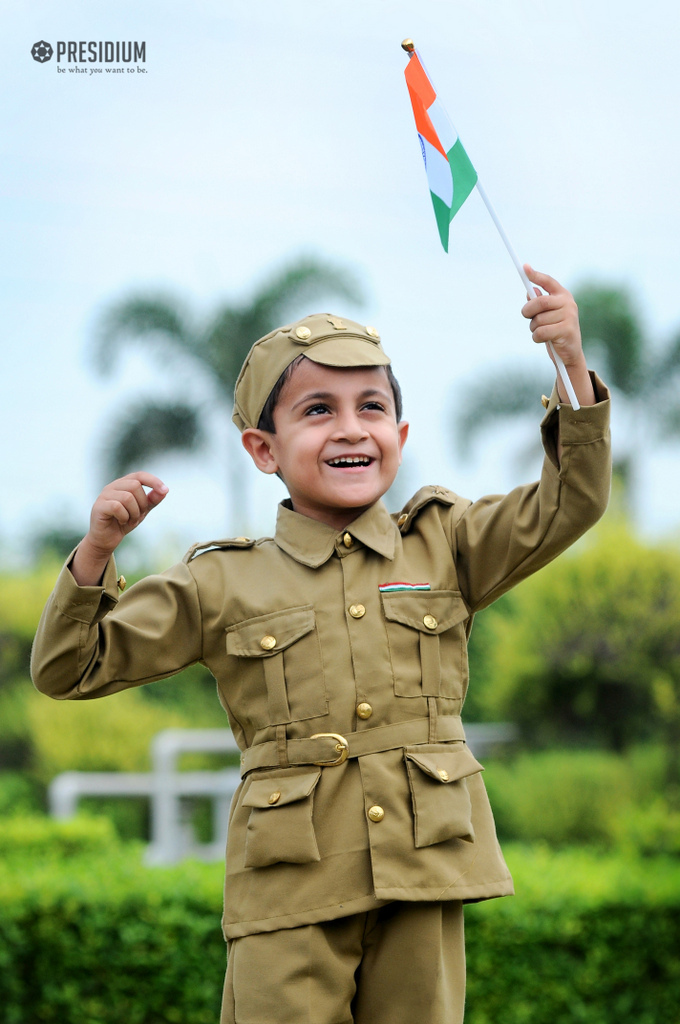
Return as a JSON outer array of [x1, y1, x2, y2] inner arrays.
[[274, 499, 397, 567]]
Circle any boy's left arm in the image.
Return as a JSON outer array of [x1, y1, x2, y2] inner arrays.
[[451, 267, 611, 613]]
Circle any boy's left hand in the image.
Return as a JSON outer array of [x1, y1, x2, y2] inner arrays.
[[521, 264, 596, 409], [521, 264, 585, 369]]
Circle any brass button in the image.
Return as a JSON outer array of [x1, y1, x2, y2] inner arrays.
[[397, 513, 408, 526], [117, 575, 127, 592], [268, 791, 281, 805], [437, 769, 450, 782], [343, 532, 353, 548], [357, 702, 373, 720], [423, 614, 438, 630], [349, 603, 366, 618], [295, 326, 312, 340], [235, 536, 250, 543], [368, 805, 385, 822], [365, 325, 380, 339], [260, 635, 277, 650], [541, 394, 550, 409]]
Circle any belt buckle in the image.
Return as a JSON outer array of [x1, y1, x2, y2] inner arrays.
[[310, 732, 349, 766]]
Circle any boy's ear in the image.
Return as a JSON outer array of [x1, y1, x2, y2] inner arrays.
[[241, 429, 279, 475], [397, 420, 409, 462]]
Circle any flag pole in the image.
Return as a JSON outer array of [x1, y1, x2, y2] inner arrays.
[[401, 39, 580, 411]]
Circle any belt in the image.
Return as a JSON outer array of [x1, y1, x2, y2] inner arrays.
[[240, 715, 467, 777]]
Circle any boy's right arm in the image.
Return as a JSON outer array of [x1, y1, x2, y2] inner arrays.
[[31, 471, 204, 700], [71, 472, 168, 585]]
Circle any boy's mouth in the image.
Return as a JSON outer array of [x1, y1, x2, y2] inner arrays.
[[326, 456, 374, 468]]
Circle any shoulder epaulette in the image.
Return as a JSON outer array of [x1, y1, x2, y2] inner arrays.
[[394, 485, 459, 533], [183, 536, 257, 564]]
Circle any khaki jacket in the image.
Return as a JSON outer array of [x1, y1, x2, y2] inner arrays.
[[31, 380, 611, 939]]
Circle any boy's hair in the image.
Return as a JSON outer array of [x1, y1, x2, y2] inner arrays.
[[257, 355, 404, 432]]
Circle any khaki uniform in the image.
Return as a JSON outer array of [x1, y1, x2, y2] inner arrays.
[[32, 377, 610, 943]]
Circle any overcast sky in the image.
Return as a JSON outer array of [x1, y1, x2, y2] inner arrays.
[[2, 0, 680, 566]]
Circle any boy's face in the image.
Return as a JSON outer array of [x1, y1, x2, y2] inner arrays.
[[242, 360, 408, 531]]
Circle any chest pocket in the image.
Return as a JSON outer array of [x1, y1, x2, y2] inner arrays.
[[381, 590, 469, 700], [226, 605, 327, 727]]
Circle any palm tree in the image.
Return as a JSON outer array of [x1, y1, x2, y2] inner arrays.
[[454, 283, 680, 512], [91, 255, 364, 531]]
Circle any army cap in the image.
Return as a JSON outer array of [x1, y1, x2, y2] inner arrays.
[[232, 313, 391, 432]]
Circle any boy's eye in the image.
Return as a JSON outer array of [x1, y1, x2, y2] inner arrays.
[[363, 401, 386, 412], [304, 403, 330, 416]]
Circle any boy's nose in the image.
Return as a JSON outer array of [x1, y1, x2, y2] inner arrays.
[[332, 412, 369, 443]]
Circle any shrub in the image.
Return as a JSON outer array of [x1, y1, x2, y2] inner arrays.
[[2, 843, 680, 1024], [465, 844, 680, 1024], [0, 848, 224, 1024], [483, 748, 637, 845], [0, 814, 120, 859], [0, 770, 43, 815], [27, 687, 187, 779], [474, 523, 680, 765]]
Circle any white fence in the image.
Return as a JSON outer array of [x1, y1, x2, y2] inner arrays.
[[48, 724, 515, 865]]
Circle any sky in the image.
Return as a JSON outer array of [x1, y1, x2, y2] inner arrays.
[[2, 0, 680, 567]]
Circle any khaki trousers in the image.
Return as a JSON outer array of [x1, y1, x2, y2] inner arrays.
[[221, 901, 465, 1024]]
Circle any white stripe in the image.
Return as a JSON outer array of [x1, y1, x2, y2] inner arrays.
[[426, 97, 457, 154], [420, 134, 453, 207]]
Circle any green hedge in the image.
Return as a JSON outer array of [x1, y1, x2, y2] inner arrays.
[[2, 839, 680, 1023], [0, 846, 225, 1024], [465, 845, 680, 1024]]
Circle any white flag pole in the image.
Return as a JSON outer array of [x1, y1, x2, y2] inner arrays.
[[403, 40, 580, 411], [474, 181, 580, 410]]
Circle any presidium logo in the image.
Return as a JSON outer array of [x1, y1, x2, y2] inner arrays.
[[31, 41, 53, 63], [30, 39, 147, 71]]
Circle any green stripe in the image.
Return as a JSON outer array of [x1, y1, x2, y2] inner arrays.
[[430, 192, 451, 252], [446, 137, 478, 219], [430, 139, 477, 252]]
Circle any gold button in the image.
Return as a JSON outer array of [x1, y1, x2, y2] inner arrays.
[[349, 603, 366, 618], [268, 791, 281, 804], [235, 536, 250, 543], [423, 614, 438, 630], [397, 513, 408, 526], [357, 702, 373, 719], [260, 635, 277, 650], [343, 532, 353, 548], [368, 805, 385, 822], [295, 326, 312, 340], [437, 769, 450, 782], [541, 394, 550, 409], [365, 325, 380, 338], [117, 575, 127, 592]]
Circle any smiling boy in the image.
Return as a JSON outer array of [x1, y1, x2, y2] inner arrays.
[[32, 268, 611, 1024]]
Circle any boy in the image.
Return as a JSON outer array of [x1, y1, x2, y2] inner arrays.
[[32, 266, 611, 1024]]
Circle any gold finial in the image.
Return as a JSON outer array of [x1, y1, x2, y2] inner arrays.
[[401, 39, 415, 53]]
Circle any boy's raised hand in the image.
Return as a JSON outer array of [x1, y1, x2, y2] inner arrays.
[[70, 472, 168, 586], [521, 264, 596, 407]]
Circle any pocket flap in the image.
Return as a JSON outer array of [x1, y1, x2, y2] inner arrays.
[[405, 744, 483, 783], [381, 591, 469, 634], [243, 769, 321, 809], [226, 606, 315, 657]]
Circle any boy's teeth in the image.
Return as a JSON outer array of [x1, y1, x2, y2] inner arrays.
[[328, 456, 371, 466]]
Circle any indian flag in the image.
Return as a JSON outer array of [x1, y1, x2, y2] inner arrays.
[[404, 51, 477, 252]]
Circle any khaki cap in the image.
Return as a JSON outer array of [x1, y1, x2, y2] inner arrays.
[[232, 313, 391, 432]]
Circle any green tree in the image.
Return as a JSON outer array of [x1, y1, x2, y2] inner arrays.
[[454, 283, 680, 510], [91, 256, 364, 531], [472, 522, 680, 794]]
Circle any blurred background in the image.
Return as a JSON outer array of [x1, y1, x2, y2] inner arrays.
[[2, 2, 680, 1021]]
